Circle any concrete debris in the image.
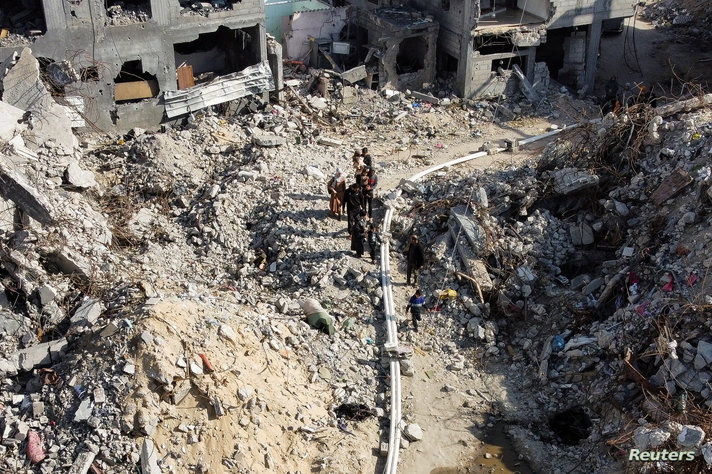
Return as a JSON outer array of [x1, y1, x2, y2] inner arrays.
[[678, 425, 706, 448], [1, 48, 78, 150], [0, 51, 711, 474], [403, 423, 423, 441], [65, 162, 97, 188]]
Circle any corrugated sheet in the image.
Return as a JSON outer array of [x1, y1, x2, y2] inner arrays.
[[163, 61, 275, 118]]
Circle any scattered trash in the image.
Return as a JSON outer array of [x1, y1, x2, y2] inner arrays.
[[551, 335, 565, 353], [335, 403, 376, 421]]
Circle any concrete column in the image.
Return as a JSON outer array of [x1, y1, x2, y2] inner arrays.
[[584, 19, 602, 94], [525, 46, 536, 82], [455, 0, 475, 97], [42, 0, 68, 31], [267, 36, 284, 102]]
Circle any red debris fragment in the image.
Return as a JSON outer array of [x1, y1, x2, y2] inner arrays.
[[199, 353, 214, 373], [26, 430, 46, 464], [661, 272, 674, 292]]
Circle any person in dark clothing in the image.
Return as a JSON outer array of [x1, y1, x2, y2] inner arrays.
[[344, 183, 363, 234], [362, 147, 373, 169], [367, 222, 380, 263], [604, 76, 618, 101], [359, 168, 370, 208], [364, 168, 377, 218], [351, 212, 366, 258], [405, 234, 425, 286], [406, 289, 425, 332]]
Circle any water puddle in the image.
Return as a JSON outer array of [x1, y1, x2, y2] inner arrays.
[[431, 423, 534, 474]]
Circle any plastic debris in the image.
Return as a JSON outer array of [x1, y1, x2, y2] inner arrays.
[[26, 430, 46, 464]]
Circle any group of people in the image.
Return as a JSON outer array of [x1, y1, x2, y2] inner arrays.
[[602, 76, 657, 114], [325, 148, 428, 333], [326, 148, 380, 261]]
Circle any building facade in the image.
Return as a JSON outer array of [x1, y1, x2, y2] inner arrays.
[[0, 0, 271, 130]]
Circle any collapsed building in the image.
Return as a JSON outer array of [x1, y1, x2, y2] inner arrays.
[[0, 0, 277, 130], [279, 0, 634, 97], [0, 0, 636, 132]]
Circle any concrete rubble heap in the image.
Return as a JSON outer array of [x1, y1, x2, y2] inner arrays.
[[0, 51, 712, 473]]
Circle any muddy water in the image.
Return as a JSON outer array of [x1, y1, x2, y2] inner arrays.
[[431, 423, 534, 474]]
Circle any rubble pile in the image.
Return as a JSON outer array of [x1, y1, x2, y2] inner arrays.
[[644, 0, 712, 44], [384, 98, 712, 471], [105, 3, 151, 26], [2, 41, 712, 472], [179, 0, 239, 17]]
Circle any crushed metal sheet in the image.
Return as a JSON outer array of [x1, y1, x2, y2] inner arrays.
[[164, 61, 275, 118]]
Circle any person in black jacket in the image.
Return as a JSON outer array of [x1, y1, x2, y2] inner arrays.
[[351, 211, 366, 258], [405, 234, 425, 286], [344, 183, 363, 235], [362, 147, 373, 169]]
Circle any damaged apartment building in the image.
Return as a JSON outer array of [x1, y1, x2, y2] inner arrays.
[[0, 0, 277, 130], [282, 0, 633, 97]]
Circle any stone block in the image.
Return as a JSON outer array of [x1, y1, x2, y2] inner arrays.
[[678, 425, 705, 448]]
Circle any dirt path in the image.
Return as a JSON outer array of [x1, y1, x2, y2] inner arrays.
[[363, 116, 558, 473]]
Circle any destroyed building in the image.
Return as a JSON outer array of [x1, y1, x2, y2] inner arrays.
[[297, 0, 634, 97], [0, 0, 276, 130]]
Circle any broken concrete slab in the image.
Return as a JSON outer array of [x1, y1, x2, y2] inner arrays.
[[46, 248, 91, 280], [65, 162, 97, 188], [551, 168, 599, 195], [37, 284, 56, 305], [16, 338, 68, 373], [511, 64, 539, 102], [409, 90, 441, 105], [0, 101, 26, 140], [0, 156, 54, 225], [1, 48, 77, 150], [70, 299, 104, 327], [252, 133, 286, 147], [317, 137, 343, 147], [140, 438, 161, 474], [67, 451, 96, 474], [340, 65, 367, 84]]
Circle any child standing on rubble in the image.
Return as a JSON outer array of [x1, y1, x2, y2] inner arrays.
[[406, 289, 425, 332]]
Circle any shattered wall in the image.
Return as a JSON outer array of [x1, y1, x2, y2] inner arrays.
[[0, 0, 269, 130], [283, 7, 349, 60], [548, 0, 632, 28], [356, 8, 438, 92]]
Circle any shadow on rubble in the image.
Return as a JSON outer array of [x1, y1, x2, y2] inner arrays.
[[287, 192, 327, 202]]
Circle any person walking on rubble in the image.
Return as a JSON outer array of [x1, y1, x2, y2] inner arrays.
[[350, 211, 366, 258], [359, 168, 370, 208], [352, 150, 362, 177], [327, 168, 346, 220], [344, 182, 363, 235], [362, 147, 373, 169], [406, 289, 425, 332], [404, 234, 425, 286], [363, 168, 377, 218]]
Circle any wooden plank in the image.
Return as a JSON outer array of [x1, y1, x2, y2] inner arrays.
[[650, 168, 693, 206], [114, 80, 159, 101], [177, 65, 194, 90]]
